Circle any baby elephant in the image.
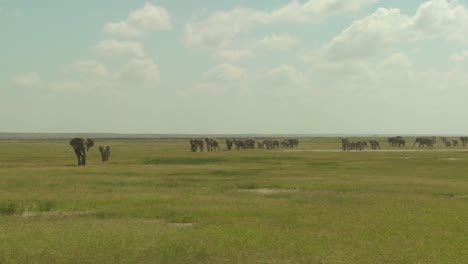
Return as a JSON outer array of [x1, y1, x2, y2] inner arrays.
[[99, 146, 111, 162]]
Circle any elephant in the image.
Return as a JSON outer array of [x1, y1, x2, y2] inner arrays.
[[245, 138, 256, 149], [271, 140, 279, 149], [226, 139, 234, 151], [261, 139, 273, 149], [395, 139, 405, 147], [413, 137, 435, 148], [190, 138, 204, 152], [281, 140, 290, 148], [341, 138, 350, 151], [388, 136, 404, 147], [99, 146, 111, 162], [205, 138, 220, 151], [452, 140, 459, 147], [355, 141, 365, 151], [257, 141, 264, 149], [287, 139, 299, 148], [69, 137, 95, 166], [212, 139, 220, 151], [233, 139, 247, 150], [460, 137, 468, 147], [445, 141, 452, 147], [369, 140, 380, 150]]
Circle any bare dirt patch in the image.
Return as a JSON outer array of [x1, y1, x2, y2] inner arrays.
[[240, 188, 299, 195], [441, 158, 464, 161], [453, 194, 468, 199]]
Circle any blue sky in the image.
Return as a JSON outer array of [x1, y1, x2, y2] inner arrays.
[[1, 0, 468, 134]]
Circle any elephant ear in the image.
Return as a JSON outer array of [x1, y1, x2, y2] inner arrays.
[[69, 138, 81, 149], [86, 139, 95, 149]]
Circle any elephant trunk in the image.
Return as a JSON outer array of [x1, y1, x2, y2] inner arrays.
[[81, 148, 88, 156]]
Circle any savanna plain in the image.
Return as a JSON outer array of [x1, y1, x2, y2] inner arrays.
[[0, 138, 467, 264]]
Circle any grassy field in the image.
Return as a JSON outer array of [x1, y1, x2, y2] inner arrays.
[[0, 138, 467, 263]]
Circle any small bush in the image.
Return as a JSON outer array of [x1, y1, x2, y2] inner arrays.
[[0, 201, 18, 215]]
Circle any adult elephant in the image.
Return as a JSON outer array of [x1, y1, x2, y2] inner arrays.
[[261, 139, 273, 149], [226, 138, 234, 151], [281, 140, 290, 148], [70, 137, 95, 166], [369, 140, 380, 150], [99, 146, 111, 162], [234, 139, 247, 150], [460, 137, 468, 147], [190, 138, 204, 152], [205, 138, 220, 151], [287, 139, 299, 148], [341, 138, 350, 151], [413, 137, 434, 148]]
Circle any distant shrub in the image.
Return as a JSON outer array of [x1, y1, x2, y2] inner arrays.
[[0, 201, 18, 215]]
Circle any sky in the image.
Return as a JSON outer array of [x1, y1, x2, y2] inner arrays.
[[1, 0, 468, 135]]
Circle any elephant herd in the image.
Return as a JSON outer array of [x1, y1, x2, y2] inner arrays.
[[69, 135, 468, 165], [341, 139, 374, 151], [69, 137, 111, 166], [342, 136, 468, 151], [190, 138, 299, 152], [189, 138, 220, 152]]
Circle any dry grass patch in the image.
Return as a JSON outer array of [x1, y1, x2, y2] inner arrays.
[[20, 210, 96, 218]]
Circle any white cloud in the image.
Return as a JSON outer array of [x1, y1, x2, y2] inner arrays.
[[103, 2, 171, 37], [74, 60, 109, 78], [314, 8, 411, 62], [182, 0, 376, 49], [308, 0, 468, 63], [215, 49, 255, 63], [94, 40, 145, 57], [183, 8, 261, 50], [412, 0, 468, 43], [119, 59, 160, 85], [203, 64, 247, 81], [254, 33, 302, 51], [450, 50, 468, 61], [270, 0, 378, 24]]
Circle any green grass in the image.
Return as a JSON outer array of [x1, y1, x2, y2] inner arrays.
[[0, 138, 467, 263]]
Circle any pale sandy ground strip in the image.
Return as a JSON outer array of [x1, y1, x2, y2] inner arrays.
[[21, 210, 96, 217], [239, 189, 300, 195]]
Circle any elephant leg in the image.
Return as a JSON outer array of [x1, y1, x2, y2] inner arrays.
[[75, 151, 82, 166]]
